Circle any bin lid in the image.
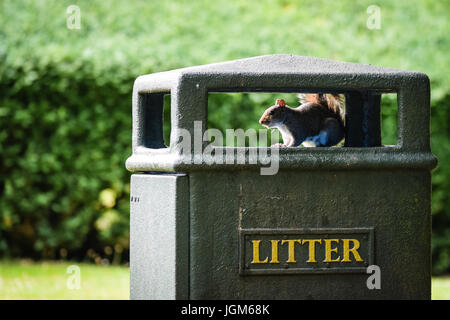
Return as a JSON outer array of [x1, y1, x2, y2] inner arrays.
[[148, 54, 423, 78], [127, 55, 436, 173]]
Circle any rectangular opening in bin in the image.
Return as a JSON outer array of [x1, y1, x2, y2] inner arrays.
[[207, 91, 398, 148], [208, 92, 297, 147], [380, 93, 398, 146], [344, 91, 398, 147], [137, 92, 171, 149]]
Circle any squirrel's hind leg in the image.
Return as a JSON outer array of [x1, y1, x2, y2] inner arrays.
[[314, 118, 344, 147], [309, 131, 328, 146]]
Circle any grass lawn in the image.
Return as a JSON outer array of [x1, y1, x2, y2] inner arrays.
[[0, 261, 129, 300], [0, 261, 448, 300], [432, 277, 450, 300]]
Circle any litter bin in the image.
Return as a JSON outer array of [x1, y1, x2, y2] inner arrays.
[[126, 54, 437, 299]]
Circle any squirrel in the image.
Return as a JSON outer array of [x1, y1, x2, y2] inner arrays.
[[259, 93, 345, 147]]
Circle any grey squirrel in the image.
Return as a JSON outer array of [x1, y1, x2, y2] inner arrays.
[[259, 94, 345, 147]]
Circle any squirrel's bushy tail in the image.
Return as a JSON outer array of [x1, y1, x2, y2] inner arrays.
[[298, 93, 345, 122]]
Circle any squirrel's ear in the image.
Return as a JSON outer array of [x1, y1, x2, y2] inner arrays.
[[276, 99, 286, 107]]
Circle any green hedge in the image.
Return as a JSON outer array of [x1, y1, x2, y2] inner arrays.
[[0, 0, 449, 273]]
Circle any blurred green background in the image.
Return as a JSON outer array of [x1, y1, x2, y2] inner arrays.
[[0, 0, 449, 299]]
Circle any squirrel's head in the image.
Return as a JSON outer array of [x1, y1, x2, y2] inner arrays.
[[259, 99, 287, 128]]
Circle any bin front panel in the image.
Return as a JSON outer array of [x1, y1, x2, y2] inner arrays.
[[189, 169, 431, 299]]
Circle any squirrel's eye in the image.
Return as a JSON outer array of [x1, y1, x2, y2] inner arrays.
[[269, 110, 275, 116]]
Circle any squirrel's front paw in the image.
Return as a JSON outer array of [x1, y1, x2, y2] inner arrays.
[[271, 143, 287, 148]]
